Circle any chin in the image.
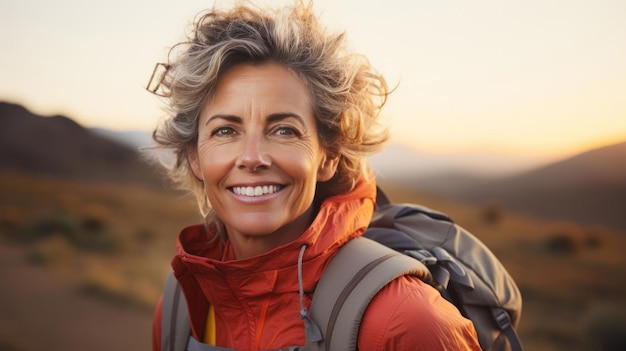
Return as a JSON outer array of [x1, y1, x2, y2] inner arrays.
[[227, 216, 283, 236]]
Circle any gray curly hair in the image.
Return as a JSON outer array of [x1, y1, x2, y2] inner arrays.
[[149, 0, 390, 220]]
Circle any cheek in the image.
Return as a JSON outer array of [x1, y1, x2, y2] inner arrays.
[[196, 145, 233, 180], [275, 145, 324, 184]]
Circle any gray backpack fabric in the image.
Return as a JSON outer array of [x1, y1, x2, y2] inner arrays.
[[161, 187, 523, 351], [348, 189, 523, 351]]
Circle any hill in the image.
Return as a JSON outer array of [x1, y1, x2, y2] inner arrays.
[[409, 142, 626, 231], [370, 142, 548, 178], [0, 102, 164, 187], [3, 100, 624, 230]]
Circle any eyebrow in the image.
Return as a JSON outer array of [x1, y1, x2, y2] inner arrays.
[[205, 114, 241, 125], [205, 113, 305, 126], [267, 113, 305, 125]]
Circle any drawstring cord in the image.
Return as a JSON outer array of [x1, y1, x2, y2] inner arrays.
[[297, 244, 323, 343]]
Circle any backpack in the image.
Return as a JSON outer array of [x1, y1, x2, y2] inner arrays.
[[161, 187, 523, 351], [308, 188, 523, 351]]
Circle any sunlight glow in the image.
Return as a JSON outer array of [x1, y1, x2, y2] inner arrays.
[[1, 0, 624, 162]]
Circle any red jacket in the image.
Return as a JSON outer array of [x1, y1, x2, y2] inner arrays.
[[153, 178, 481, 350]]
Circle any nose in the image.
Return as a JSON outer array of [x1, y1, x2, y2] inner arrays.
[[235, 134, 271, 172]]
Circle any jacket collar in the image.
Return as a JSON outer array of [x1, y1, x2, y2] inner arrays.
[[170, 177, 376, 339]]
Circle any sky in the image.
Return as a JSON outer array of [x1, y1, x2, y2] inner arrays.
[[1, 0, 625, 164]]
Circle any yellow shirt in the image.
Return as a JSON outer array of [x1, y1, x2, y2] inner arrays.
[[203, 304, 216, 345]]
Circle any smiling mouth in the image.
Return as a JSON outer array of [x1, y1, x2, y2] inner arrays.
[[231, 185, 284, 197]]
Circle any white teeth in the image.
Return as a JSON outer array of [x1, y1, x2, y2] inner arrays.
[[233, 185, 281, 197]]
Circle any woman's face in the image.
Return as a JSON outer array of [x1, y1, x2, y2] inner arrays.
[[189, 62, 338, 252]]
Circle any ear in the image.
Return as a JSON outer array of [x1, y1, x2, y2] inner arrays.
[[317, 154, 339, 182], [187, 146, 203, 181]]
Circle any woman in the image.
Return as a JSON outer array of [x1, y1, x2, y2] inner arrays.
[[148, 1, 481, 350]]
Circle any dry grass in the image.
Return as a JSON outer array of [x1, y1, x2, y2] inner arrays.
[[2, 172, 625, 350], [0, 171, 198, 311]]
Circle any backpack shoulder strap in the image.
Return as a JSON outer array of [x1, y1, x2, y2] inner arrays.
[[161, 271, 191, 351], [161, 273, 287, 351], [308, 237, 431, 351]]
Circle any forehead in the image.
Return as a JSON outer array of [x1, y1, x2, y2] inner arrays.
[[198, 62, 318, 129], [210, 62, 312, 107]]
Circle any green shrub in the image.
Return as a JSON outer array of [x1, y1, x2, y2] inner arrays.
[[15, 213, 119, 254], [134, 228, 157, 245], [583, 230, 603, 249], [545, 233, 578, 255], [77, 281, 152, 311], [16, 214, 77, 244], [481, 202, 505, 225]]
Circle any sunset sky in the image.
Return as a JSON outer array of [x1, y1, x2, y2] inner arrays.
[[1, 0, 625, 163]]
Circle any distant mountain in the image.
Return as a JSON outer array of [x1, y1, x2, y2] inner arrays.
[[0, 102, 165, 186], [369, 142, 547, 179], [411, 142, 626, 231], [94, 129, 549, 179], [87, 125, 626, 230], [6, 99, 623, 230], [89, 127, 175, 166], [90, 128, 155, 149], [503, 142, 626, 188]]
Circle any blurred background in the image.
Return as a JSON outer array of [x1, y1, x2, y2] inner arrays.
[[1, 0, 625, 350]]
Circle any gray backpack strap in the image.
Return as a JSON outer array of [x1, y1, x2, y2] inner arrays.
[[161, 271, 191, 351], [307, 237, 431, 351]]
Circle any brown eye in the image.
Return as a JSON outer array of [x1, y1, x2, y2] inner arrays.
[[274, 126, 300, 138], [212, 126, 237, 137]]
